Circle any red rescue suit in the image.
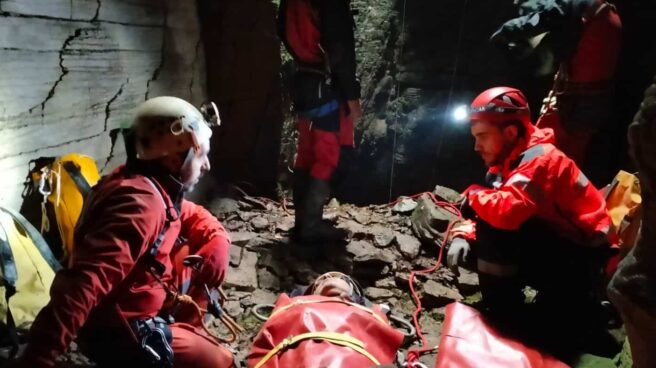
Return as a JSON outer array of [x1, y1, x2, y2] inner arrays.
[[493, 0, 622, 165], [463, 124, 611, 246], [459, 124, 616, 362], [279, 0, 360, 180], [19, 165, 232, 368]]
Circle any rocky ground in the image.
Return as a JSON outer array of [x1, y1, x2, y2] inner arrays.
[[54, 187, 478, 367], [205, 188, 477, 367]]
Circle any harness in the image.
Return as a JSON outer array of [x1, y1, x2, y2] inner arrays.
[[141, 177, 243, 345]]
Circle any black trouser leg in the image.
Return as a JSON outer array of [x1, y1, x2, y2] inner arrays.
[[473, 218, 617, 362], [292, 169, 310, 232]]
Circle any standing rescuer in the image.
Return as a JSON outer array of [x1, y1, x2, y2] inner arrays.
[[279, 0, 362, 246], [490, 0, 622, 166], [15, 97, 233, 368], [447, 87, 617, 362]]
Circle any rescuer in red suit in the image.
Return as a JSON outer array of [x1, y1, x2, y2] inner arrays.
[[447, 87, 618, 362], [491, 0, 622, 166], [15, 97, 233, 368], [279, 0, 362, 250]]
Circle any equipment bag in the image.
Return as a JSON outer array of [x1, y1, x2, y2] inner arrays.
[[247, 294, 404, 368], [435, 303, 568, 368], [20, 153, 100, 264], [602, 170, 642, 255], [600, 170, 642, 277], [0, 206, 62, 358]]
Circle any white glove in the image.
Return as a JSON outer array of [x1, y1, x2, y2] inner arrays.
[[447, 238, 471, 270]]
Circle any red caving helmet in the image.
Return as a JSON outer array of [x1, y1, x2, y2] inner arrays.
[[470, 86, 531, 128]]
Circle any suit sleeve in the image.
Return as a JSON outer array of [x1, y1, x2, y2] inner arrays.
[[21, 186, 162, 368], [466, 159, 548, 231], [179, 200, 231, 288], [492, 0, 568, 44], [315, 0, 361, 100]]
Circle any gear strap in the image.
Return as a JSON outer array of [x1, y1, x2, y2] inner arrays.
[[253, 331, 380, 368], [142, 177, 178, 276], [62, 161, 92, 198]]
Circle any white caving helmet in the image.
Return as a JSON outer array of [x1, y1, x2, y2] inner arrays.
[[132, 96, 220, 160]]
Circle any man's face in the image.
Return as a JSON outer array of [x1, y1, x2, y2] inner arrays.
[[314, 277, 353, 301], [471, 120, 518, 167], [180, 137, 211, 192]]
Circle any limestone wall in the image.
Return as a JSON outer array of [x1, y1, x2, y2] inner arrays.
[[0, 0, 207, 209]]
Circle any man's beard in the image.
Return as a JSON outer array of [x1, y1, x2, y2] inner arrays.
[[182, 172, 204, 193], [489, 138, 518, 167]]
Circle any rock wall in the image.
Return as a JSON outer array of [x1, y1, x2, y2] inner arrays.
[[0, 0, 207, 209], [276, 0, 527, 204], [332, 0, 656, 204], [335, 0, 521, 204]]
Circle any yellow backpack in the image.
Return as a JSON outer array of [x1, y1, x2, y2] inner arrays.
[[603, 170, 642, 256], [21, 154, 100, 264], [0, 206, 61, 357]]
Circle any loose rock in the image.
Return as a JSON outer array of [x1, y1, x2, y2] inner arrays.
[[257, 251, 290, 278], [410, 194, 457, 244], [225, 251, 258, 292], [224, 300, 244, 317], [370, 225, 396, 248], [433, 185, 462, 202], [396, 233, 421, 259], [275, 216, 295, 232], [229, 245, 244, 267], [375, 277, 397, 289], [422, 279, 463, 308], [250, 289, 278, 306], [456, 267, 479, 295], [231, 231, 258, 247], [252, 216, 269, 231], [392, 197, 418, 214], [257, 268, 281, 290], [347, 241, 395, 265], [365, 287, 395, 299]]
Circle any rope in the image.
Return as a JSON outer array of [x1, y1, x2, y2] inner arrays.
[[387, 0, 408, 202], [175, 294, 242, 344], [388, 192, 463, 364], [148, 266, 243, 344], [229, 181, 293, 215], [430, 0, 470, 186], [252, 303, 275, 322]]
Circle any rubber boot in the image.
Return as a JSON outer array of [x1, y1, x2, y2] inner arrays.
[[291, 169, 310, 241], [297, 177, 348, 243]]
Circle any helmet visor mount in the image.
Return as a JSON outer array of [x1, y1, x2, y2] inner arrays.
[[469, 103, 530, 125], [470, 103, 528, 115], [200, 101, 221, 127], [171, 100, 220, 137]]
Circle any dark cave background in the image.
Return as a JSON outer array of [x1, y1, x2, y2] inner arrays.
[[196, 0, 656, 204]]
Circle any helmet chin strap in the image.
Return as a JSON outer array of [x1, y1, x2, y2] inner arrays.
[[179, 148, 196, 181]]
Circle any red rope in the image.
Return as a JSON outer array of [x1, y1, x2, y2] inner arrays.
[[389, 192, 462, 364]]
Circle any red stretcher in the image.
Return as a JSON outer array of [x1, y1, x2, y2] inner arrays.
[[435, 303, 569, 368]]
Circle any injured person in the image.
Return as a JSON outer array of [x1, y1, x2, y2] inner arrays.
[[247, 272, 408, 368], [445, 86, 620, 363]]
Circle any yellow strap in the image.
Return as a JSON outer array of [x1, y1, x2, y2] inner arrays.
[[254, 331, 380, 368], [268, 298, 387, 325]]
